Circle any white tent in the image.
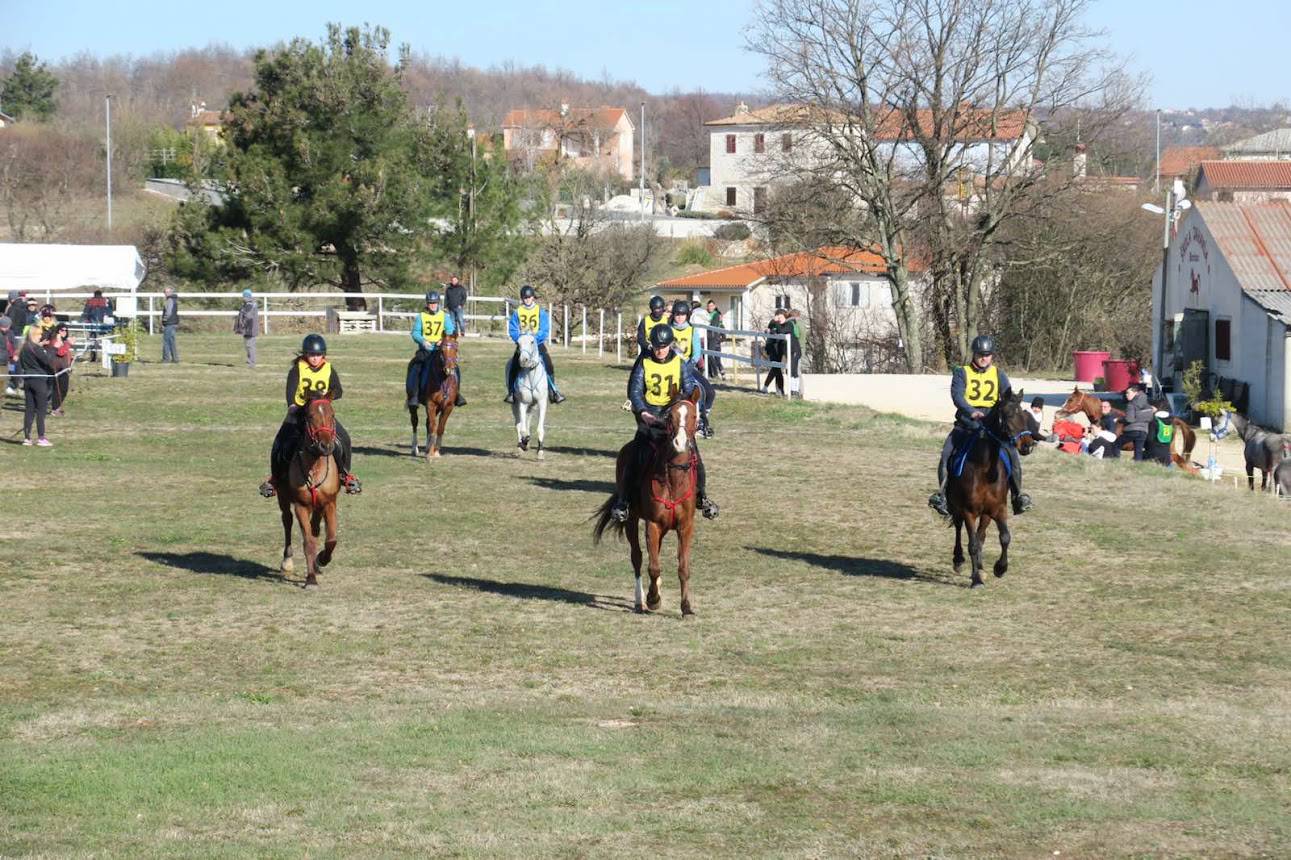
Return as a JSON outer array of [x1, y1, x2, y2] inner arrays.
[[0, 244, 147, 295]]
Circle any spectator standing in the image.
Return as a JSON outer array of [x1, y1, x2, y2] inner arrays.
[[3, 292, 24, 331], [704, 300, 726, 379], [161, 287, 180, 363], [1, 315, 17, 396], [80, 290, 110, 325], [1114, 383, 1152, 461], [46, 322, 74, 415], [786, 308, 803, 383], [763, 309, 790, 395], [234, 288, 259, 368], [445, 275, 468, 337], [19, 325, 55, 446]]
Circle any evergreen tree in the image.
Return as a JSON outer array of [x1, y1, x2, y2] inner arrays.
[[1, 53, 59, 121]]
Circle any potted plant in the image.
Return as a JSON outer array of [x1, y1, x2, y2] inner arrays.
[[110, 319, 140, 378], [1182, 359, 1233, 423]]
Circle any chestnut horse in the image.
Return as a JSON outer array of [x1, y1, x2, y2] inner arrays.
[[278, 394, 342, 588], [407, 335, 459, 460], [1056, 387, 1197, 472], [947, 388, 1036, 588], [592, 390, 702, 616]]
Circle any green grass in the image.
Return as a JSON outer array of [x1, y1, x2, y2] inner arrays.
[[2, 335, 1289, 857]]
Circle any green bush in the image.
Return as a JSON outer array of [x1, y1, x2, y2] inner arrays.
[[714, 222, 751, 241], [677, 210, 717, 220], [674, 241, 715, 267]]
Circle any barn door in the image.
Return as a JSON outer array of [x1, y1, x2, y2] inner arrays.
[[1177, 308, 1210, 385]]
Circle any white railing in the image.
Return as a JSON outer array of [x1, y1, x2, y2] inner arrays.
[[690, 322, 794, 399]]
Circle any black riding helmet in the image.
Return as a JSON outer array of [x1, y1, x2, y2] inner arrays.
[[425, 290, 441, 305], [302, 333, 327, 355], [971, 334, 996, 356], [671, 299, 690, 318], [648, 295, 666, 313], [520, 284, 536, 300], [648, 324, 676, 350]]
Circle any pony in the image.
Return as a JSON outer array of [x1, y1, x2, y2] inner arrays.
[[946, 388, 1036, 588], [277, 393, 342, 588], [592, 390, 702, 616], [1212, 410, 1290, 491], [1055, 387, 1198, 472], [407, 335, 459, 460], [511, 333, 549, 459]]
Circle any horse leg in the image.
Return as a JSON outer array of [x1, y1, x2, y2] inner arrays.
[[644, 520, 664, 612], [424, 405, 436, 461], [294, 504, 319, 587], [975, 516, 992, 584], [677, 519, 695, 617], [317, 500, 338, 568], [993, 517, 1011, 578], [952, 514, 965, 573], [409, 405, 420, 458], [627, 516, 645, 612], [963, 511, 984, 588], [279, 497, 295, 574], [310, 508, 322, 540], [535, 397, 547, 460], [432, 405, 451, 458], [1247, 462, 1256, 491], [515, 401, 528, 453]]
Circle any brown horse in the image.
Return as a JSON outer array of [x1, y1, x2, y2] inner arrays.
[[947, 388, 1036, 588], [592, 391, 702, 616], [407, 335, 459, 460], [1055, 387, 1198, 472], [278, 394, 342, 588]]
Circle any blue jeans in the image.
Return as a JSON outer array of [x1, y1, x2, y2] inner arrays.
[[162, 324, 178, 362]]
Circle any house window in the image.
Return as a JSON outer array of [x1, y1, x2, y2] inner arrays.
[[725, 134, 736, 154], [1215, 318, 1231, 361], [775, 294, 792, 310], [852, 282, 866, 307], [782, 133, 792, 152], [753, 186, 767, 214], [754, 133, 765, 153], [725, 187, 737, 207]]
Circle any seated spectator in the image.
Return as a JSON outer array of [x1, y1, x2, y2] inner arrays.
[[1145, 409, 1175, 466], [1026, 396, 1057, 443], [1085, 399, 1121, 459]]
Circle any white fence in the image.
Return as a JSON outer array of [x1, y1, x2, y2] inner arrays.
[[690, 322, 794, 399]]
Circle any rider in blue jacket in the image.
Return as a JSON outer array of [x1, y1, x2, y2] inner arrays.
[[609, 324, 719, 523], [406, 291, 466, 408], [504, 285, 565, 404]]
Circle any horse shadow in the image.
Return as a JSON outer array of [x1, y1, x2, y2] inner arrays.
[[522, 476, 616, 494], [351, 444, 406, 459], [543, 445, 618, 459], [422, 573, 634, 612], [136, 551, 283, 582], [745, 546, 949, 585]]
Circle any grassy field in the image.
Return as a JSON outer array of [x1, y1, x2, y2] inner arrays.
[[2, 334, 1289, 858]]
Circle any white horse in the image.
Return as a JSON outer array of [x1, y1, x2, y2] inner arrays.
[[511, 334, 549, 459]]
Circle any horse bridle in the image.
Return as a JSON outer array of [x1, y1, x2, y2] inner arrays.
[[303, 399, 336, 451]]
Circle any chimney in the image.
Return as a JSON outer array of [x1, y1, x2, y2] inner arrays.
[[735, 101, 749, 116], [1073, 143, 1087, 179], [559, 102, 569, 118]]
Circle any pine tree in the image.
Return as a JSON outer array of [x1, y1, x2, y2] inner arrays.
[[1, 53, 59, 121]]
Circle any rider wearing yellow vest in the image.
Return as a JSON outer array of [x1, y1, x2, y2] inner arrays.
[[669, 299, 716, 438], [928, 334, 1032, 517], [609, 324, 719, 523], [406, 290, 465, 408], [504, 284, 564, 404], [636, 295, 670, 353], [260, 333, 361, 497]]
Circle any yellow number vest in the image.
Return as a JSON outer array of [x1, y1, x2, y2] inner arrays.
[[643, 354, 684, 407], [293, 359, 332, 407], [642, 313, 668, 344], [420, 310, 446, 343], [672, 324, 694, 361], [961, 364, 1000, 408], [516, 303, 541, 334]]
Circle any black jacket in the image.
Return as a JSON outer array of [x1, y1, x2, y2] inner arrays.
[[161, 295, 180, 326], [445, 284, 468, 311], [765, 320, 791, 360], [19, 339, 56, 376]]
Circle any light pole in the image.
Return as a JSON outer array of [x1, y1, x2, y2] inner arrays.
[[105, 94, 113, 232], [639, 101, 646, 220], [1142, 178, 1192, 384], [1153, 109, 1161, 194]]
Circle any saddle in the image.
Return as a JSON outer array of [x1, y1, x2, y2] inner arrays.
[[949, 427, 1011, 480]]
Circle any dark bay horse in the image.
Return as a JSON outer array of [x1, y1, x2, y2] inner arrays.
[[1056, 387, 1198, 472], [278, 394, 342, 588], [592, 390, 702, 616], [947, 388, 1036, 588], [407, 335, 459, 460]]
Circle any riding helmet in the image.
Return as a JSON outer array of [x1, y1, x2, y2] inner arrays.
[[648, 324, 676, 350], [671, 299, 690, 317], [302, 333, 327, 355], [648, 295, 666, 313], [971, 334, 996, 356], [425, 290, 441, 305], [519, 284, 536, 300]]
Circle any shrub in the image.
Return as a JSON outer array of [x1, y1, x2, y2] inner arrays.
[[674, 241, 715, 267], [714, 222, 751, 241], [677, 210, 717, 220]]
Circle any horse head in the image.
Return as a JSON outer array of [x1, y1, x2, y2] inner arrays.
[[1054, 386, 1093, 422], [664, 389, 701, 457], [438, 335, 460, 372], [991, 387, 1036, 456], [517, 333, 540, 369], [302, 393, 337, 455]]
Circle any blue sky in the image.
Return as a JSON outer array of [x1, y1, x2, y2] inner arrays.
[[5, 0, 1289, 108]]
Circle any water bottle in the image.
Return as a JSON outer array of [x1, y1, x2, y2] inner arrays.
[[1207, 453, 1218, 481]]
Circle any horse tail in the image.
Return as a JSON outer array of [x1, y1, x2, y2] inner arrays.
[[591, 495, 625, 544]]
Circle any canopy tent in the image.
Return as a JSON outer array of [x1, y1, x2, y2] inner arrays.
[[0, 244, 147, 295]]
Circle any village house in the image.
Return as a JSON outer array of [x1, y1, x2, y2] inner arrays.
[[1222, 129, 1291, 161], [1153, 200, 1291, 428], [501, 105, 634, 182], [1157, 145, 1220, 185], [186, 101, 224, 142], [1194, 160, 1291, 203]]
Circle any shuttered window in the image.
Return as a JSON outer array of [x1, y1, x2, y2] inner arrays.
[[725, 134, 736, 154], [1215, 319, 1231, 361]]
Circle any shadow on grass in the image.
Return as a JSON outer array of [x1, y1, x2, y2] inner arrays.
[[137, 551, 283, 582], [523, 476, 616, 495], [422, 573, 634, 612], [543, 445, 620, 459], [352, 444, 407, 459], [746, 546, 949, 585]]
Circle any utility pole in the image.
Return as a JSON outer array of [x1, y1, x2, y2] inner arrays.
[[1154, 109, 1161, 194], [639, 101, 646, 221], [105, 94, 113, 232], [469, 127, 476, 293]]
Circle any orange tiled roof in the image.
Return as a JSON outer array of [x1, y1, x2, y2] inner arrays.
[[501, 107, 629, 130], [1198, 160, 1291, 190], [705, 103, 1028, 141], [659, 246, 921, 290], [188, 109, 224, 126], [1158, 146, 1219, 179]]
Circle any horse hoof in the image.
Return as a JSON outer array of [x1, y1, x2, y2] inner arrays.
[[646, 597, 661, 612], [681, 606, 695, 618], [970, 579, 984, 589], [537, 450, 545, 461], [318, 553, 332, 569], [304, 576, 319, 590], [280, 557, 294, 573]]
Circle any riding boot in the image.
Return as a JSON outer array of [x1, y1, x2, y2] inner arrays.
[[406, 356, 423, 408], [696, 451, 719, 519], [610, 438, 639, 522], [928, 432, 955, 517], [454, 368, 466, 407], [335, 421, 361, 495], [548, 378, 566, 404], [700, 410, 714, 439], [503, 353, 519, 403], [1005, 445, 1032, 514], [261, 420, 295, 497]]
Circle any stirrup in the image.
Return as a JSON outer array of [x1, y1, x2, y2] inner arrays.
[[610, 500, 630, 523], [928, 491, 949, 517], [258, 478, 277, 498], [503, 392, 515, 404], [406, 395, 419, 408], [343, 474, 363, 495], [1012, 493, 1033, 515], [455, 394, 467, 407], [700, 497, 720, 520], [550, 390, 566, 404]]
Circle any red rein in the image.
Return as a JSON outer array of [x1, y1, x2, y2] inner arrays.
[[650, 449, 698, 527]]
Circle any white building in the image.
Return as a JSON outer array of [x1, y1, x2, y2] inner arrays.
[[1221, 129, 1291, 161], [698, 102, 1034, 215], [1194, 161, 1291, 203], [501, 106, 635, 182], [1152, 201, 1291, 428]]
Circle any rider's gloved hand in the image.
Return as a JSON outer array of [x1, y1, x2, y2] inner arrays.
[[971, 410, 985, 420], [640, 412, 659, 425]]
